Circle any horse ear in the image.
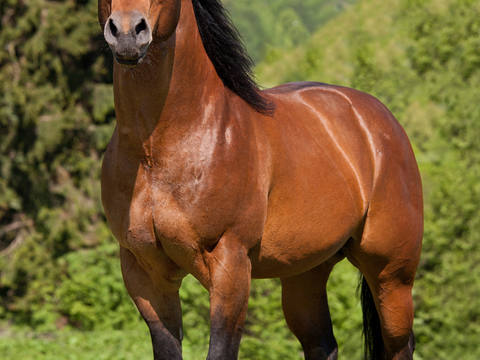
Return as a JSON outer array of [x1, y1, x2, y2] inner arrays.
[[98, 0, 112, 30], [152, 0, 182, 41]]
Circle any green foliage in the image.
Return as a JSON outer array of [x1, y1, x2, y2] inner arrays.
[[223, 0, 358, 63], [0, 0, 117, 330], [326, 261, 362, 357], [241, 279, 301, 359]]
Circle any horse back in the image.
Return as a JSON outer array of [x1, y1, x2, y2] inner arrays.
[[264, 81, 418, 205]]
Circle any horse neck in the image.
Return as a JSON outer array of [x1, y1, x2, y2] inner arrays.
[[112, 0, 226, 148]]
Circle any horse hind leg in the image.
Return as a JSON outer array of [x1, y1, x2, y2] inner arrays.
[[280, 254, 344, 360], [358, 271, 418, 360], [346, 207, 422, 360], [358, 273, 418, 360]]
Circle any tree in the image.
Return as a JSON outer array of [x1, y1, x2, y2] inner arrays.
[[223, 0, 358, 63], [0, 0, 126, 330]]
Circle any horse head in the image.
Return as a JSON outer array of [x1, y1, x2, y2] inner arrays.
[[99, 0, 181, 68]]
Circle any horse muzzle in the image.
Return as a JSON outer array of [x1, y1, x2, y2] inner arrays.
[[104, 10, 152, 68]]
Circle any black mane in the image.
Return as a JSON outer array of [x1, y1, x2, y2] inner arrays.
[[192, 0, 275, 115]]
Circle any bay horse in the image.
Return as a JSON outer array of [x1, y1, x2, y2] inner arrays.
[[98, 0, 423, 359]]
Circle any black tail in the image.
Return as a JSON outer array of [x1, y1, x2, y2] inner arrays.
[[358, 274, 384, 360]]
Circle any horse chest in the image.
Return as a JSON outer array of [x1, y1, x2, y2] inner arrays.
[[103, 159, 243, 254], [102, 174, 157, 251]]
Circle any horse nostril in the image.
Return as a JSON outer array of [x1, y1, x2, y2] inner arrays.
[[135, 19, 147, 35], [109, 19, 118, 38]]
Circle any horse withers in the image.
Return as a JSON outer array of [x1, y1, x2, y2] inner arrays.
[[98, 0, 423, 359]]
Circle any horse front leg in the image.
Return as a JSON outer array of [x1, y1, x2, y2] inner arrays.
[[120, 246, 184, 360], [204, 238, 252, 360]]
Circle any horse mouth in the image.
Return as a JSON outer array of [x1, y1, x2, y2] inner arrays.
[[114, 49, 148, 68]]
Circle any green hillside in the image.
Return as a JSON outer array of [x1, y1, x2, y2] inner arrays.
[[223, 0, 359, 62], [1, 0, 479, 359]]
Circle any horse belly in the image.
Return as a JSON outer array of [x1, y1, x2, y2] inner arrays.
[[251, 171, 360, 279]]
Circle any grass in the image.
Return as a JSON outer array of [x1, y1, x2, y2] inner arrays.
[[0, 329, 152, 360], [0, 329, 213, 360]]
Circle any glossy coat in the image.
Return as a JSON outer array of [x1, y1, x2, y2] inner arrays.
[[99, 1, 423, 359]]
